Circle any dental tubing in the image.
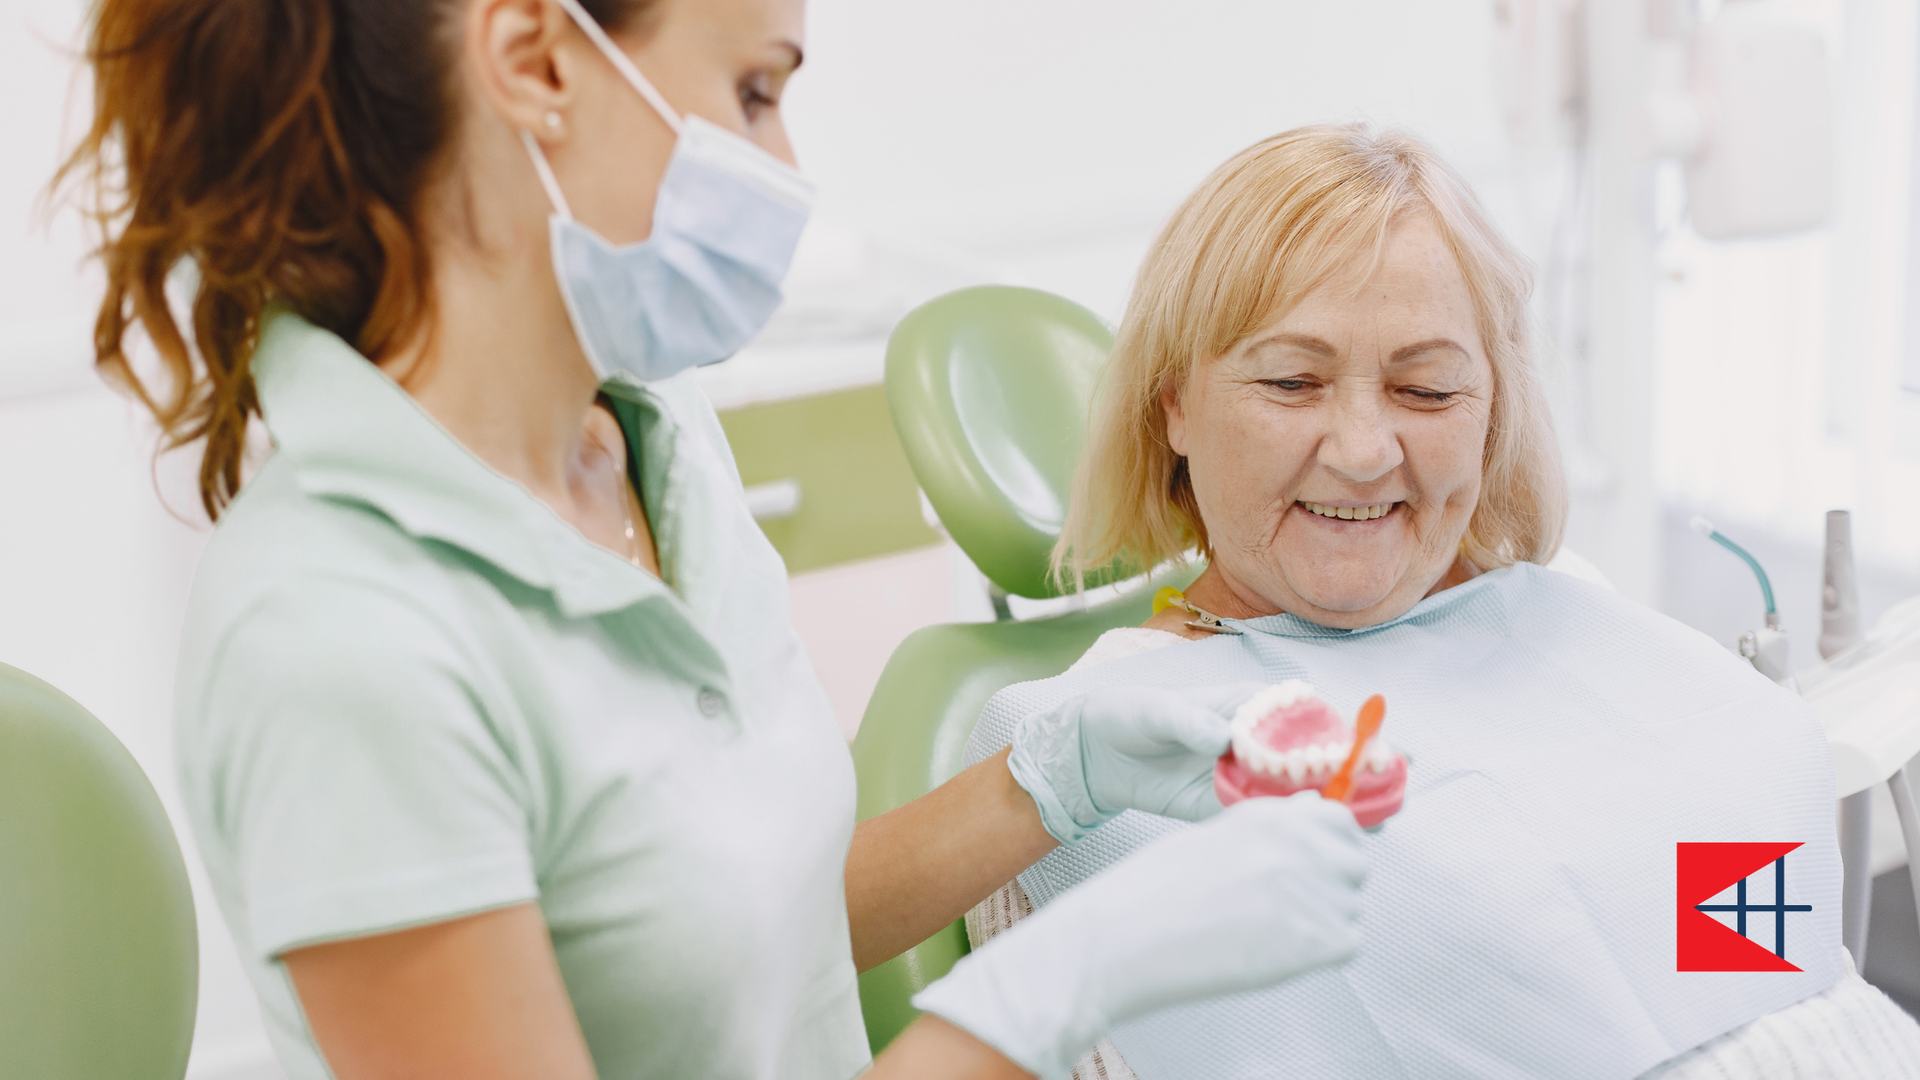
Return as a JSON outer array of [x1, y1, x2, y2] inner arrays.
[[1690, 516, 1778, 626], [1691, 516, 1795, 686]]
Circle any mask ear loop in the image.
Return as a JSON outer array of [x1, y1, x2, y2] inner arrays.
[[549, 0, 686, 137], [519, 129, 575, 220]]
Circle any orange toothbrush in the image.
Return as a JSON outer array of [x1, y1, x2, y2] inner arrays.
[[1322, 695, 1385, 802]]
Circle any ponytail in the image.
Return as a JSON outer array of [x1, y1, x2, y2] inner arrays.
[[58, 0, 654, 519]]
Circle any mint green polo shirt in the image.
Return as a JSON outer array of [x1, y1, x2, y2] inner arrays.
[[173, 313, 872, 1080]]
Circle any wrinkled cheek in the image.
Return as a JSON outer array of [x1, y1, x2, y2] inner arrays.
[[1443, 464, 1485, 517], [1419, 473, 1484, 556], [1192, 451, 1270, 533], [1191, 405, 1315, 552]]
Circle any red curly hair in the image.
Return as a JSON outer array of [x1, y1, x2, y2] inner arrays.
[[58, 0, 654, 518]]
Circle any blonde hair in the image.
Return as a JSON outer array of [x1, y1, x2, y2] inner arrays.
[[1054, 123, 1566, 588]]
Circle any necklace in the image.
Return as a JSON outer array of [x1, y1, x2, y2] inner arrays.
[[590, 402, 646, 570], [616, 472, 643, 569]]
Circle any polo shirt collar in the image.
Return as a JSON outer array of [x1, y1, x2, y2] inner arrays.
[[252, 310, 671, 619]]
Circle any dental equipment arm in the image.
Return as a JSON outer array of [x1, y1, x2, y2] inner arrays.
[[909, 794, 1367, 1080]]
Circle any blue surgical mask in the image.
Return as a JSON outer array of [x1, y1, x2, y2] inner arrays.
[[522, 0, 815, 383]]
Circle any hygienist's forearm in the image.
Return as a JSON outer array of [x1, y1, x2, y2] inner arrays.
[[865, 1015, 1033, 1079], [845, 745, 1057, 971]]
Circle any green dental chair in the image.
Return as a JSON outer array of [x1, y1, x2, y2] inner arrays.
[[852, 286, 1196, 1052], [0, 662, 198, 1080]]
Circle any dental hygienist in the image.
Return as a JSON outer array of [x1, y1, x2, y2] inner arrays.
[[65, 1, 1367, 1077]]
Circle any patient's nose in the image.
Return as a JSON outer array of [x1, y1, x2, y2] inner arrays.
[[1318, 394, 1402, 484]]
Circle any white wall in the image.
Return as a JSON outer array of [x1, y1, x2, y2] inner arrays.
[[783, 0, 1517, 319]]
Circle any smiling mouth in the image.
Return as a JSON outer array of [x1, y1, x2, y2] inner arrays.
[[1298, 501, 1399, 521]]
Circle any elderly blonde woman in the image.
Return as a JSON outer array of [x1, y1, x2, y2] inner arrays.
[[956, 126, 1920, 1079]]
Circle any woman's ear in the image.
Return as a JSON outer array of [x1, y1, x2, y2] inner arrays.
[[1161, 379, 1190, 456], [465, 0, 579, 137]]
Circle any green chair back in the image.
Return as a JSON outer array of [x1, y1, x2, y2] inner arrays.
[[0, 662, 198, 1080], [885, 285, 1114, 599], [852, 286, 1197, 1051]]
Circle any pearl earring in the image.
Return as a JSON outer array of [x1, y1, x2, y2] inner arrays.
[[543, 111, 563, 131]]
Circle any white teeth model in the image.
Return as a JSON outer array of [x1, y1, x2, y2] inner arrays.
[[1228, 681, 1398, 782], [1240, 736, 1398, 781], [1301, 501, 1395, 521]]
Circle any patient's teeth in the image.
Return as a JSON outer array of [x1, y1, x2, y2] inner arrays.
[[1300, 501, 1397, 520]]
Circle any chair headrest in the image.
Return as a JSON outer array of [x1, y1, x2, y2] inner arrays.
[[885, 286, 1113, 599]]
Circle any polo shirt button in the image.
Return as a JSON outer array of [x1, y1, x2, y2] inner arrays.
[[696, 687, 726, 718]]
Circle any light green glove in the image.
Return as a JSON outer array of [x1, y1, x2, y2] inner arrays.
[[1007, 683, 1265, 844], [913, 793, 1367, 1079]]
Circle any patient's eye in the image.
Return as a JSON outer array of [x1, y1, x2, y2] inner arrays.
[[1262, 378, 1317, 393], [1397, 387, 1457, 406]]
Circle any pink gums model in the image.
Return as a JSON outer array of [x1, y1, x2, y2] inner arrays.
[[1214, 681, 1408, 828]]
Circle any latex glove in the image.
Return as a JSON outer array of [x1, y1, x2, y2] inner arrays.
[[1007, 683, 1265, 845], [913, 793, 1366, 1079]]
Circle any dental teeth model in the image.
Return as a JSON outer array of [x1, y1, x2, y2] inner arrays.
[[1213, 681, 1409, 828]]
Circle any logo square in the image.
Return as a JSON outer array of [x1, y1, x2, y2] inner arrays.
[[1676, 842, 1810, 972]]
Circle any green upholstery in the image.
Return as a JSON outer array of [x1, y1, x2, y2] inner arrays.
[[851, 580, 1196, 1051], [885, 286, 1115, 599], [852, 286, 1198, 1051], [0, 662, 198, 1080]]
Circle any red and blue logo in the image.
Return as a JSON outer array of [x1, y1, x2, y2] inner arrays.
[[1677, 842, 1811, 972]]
